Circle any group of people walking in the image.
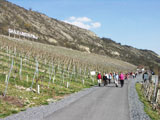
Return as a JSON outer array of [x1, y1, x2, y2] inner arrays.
[[96, 69, 156, 88], [97, 72, 137, 88]]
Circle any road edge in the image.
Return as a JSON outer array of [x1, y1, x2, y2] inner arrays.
[[128, 75, 151, 120]]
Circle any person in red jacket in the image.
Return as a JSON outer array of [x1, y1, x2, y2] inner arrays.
[[97, 72, 102, 87]]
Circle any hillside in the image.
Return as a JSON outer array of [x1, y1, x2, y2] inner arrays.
[[0, 35, 136, 72], [101, 38, 160, 68], [0, 35, 136, 118], [0, 0, 160, 69]]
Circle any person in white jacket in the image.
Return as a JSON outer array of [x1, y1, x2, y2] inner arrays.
[[115, 73, 119, 87]]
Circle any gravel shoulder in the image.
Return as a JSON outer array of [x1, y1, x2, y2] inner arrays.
[[128, 75, 151, 120]]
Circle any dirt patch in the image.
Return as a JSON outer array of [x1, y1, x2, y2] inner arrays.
[[52, 90, 67, 100], [54, 96, 65, 100], [53, 94, 70, 100], [0, 95, 24, 107]]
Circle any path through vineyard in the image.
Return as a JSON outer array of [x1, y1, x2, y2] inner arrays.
[[45, 81, 130, 120]]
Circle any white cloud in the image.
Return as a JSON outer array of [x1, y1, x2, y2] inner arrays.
[[68, 16, 91, 22], [76, 17, 92, 22], [91, 22, 101, 28], [69, 16, 76, 20], [64, 16, 101, 30]]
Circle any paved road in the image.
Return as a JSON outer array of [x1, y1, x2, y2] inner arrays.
[[44, 81, 130, 120]]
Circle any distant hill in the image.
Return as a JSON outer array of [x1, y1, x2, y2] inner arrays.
[[0, 0, 160, 69], [101, 38, 160, 68]]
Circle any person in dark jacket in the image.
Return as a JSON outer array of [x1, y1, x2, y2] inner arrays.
[[142, 71, 149, 82], [103, 73, 107, 86]]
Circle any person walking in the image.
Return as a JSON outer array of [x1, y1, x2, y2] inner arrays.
[[142, 71, 149, 82], [108, 73, 112, 84], [135, 72, 137, 78], [115, 73, 119, 87], [132, 73, 135, 79], [119, 72, 124, 87], [125, 74, 128, 80], [113, 72, 115, 80], [103, 73, 107, 86], [105, 73, 109, 85], [97, 72, 102, 87]]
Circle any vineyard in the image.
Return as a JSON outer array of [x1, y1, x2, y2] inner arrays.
[[0, 35, 136, 118]]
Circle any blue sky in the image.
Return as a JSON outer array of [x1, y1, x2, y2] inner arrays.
[[7, 0, 160, 55]]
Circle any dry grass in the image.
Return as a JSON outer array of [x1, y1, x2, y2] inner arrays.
[[0, 35, 136, 72]]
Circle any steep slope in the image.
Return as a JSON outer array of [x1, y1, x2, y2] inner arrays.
[[0, 0, 159, 69], [0, 0, 101, 52], [0, 35, 136, 72]]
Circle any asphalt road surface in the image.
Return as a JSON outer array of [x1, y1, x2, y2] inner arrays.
[[44, 81, 130, 120]]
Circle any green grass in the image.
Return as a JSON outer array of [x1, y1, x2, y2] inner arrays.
[[136, 83, 160, 120], [0, 49, 97, 118]]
